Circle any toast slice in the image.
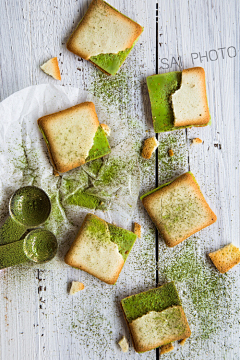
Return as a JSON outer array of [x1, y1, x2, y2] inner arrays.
[[141, 172, 217, 247], [65, 214, 137, 284], [146, 67, 210, 132], [121, 282, 191, 353], [171, 67, 210, 127], [38, 102, 110, 173], [67, 0, 143, 75], [209, 243, 240, 273], [40, 57, 61, 80]]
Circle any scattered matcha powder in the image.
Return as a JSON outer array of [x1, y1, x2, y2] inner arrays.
[[159, 238, 237, 340]]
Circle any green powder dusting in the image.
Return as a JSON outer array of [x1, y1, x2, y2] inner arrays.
[[160, 239, 235, 339], [93, 157, 136, 187], [85, 214, 110, 244], [90, 70, 131, 110], [82, 158, 103, 178], [158, 131, 188, 184], [44, 192, 66, 236]]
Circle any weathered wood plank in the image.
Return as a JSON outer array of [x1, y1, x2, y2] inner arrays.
[[0, 0, 32, 101], [0, 0, 157, 359], [157, 1, 240, 359]]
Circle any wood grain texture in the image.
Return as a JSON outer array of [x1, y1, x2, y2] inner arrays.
[[0, 0, 157, 359], [157, 1, 240, 359], [0, 0, 240, 359]]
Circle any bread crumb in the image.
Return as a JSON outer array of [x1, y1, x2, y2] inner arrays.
[[179, 338, 186, 346], [208, 243, 240, 273], [53, 169, 60, 176], [161, 343, 174, 355], [133, 222, 141, 238], [168, 149, 174, 157], [192, 138, 202, 144], [69, 281, 84, 295], [141, 137, 159, 159], [40, 57, 61, 80], [118, 336, 129, 352], [101, 124, 111, 136]]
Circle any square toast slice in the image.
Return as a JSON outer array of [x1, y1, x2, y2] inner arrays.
[[141, 172, 217, 247], [146, 67, 210, 132], [65, 214, 137, 284], [38, 102, 110, 173], [67, 0, 143, 75], [121, 282, 191, 353]]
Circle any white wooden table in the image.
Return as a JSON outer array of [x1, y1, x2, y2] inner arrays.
[[0, 1, 239, 359]]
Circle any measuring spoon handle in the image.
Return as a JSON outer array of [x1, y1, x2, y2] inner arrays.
[[0, 216, 27, 245]]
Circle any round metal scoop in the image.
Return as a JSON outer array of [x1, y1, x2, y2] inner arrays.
[[9, 186, 51, 227], [23, 229, 58, 263]]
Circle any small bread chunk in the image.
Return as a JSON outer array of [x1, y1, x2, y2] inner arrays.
[[141, 137, 159, 159], [161, 343, 174, 355], [133, 222, 141, 238], [141, 172, 217, 247], [53, 169, 60, 176], [192, 138, 202, 144], [179, 338, 187, 346], [101, 124, 111, 136], [40, 57, 61, 80], [69, 281, 84, 295], [38, 102, 99, 173], [168, 149, 174, 157], [171, 67, 210, 127], [67, 0, 143, 60], [118, 336, 129, 353], [209, 243, 240, 273]]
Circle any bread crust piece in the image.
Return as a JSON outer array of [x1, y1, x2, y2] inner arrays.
[[160, 343, 174, 355], [171, 67, 210, 127], [64, 214, 124, 285], [38, 102, 99, 173], [67, 0, 143, 60], [133, 222, 141, 238], [141, 137, 159, 159], [100, 124, 111, 136], [69, 281, 85, 295], [118, 336, 129, 352], [142, 173, 217, 247], [128, 306, 191, 353], [40, 57, 61, 80], [209, 243, 240, 273]]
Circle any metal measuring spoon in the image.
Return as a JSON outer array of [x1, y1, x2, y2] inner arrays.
[[23, 229, 58, 263], [0, 186, 57, 269], [10, 186, 51, 228], [0, 186, 51, 245]]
